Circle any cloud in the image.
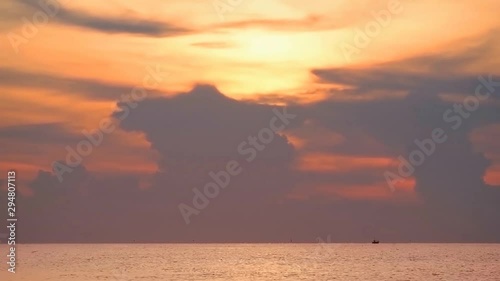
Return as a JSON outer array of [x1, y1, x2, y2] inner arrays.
[[0, 123, 80, 144], [0, 67, 165, 101], [11, 80, 498, 243], [3, 86, 297, 242], [298, 38, 500, 239], [114, 84, 298, 163], [215, 15, 328, 32], [4, 35, 500, 242], [313, 31, 500, 98], [191, 41, 237, 49], [14, 0, 191, 37], [213, 1, 401, 33]]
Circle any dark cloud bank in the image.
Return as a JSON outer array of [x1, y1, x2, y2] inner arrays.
[[2, 37, 500, 243]]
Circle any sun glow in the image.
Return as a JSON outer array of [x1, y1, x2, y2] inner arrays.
[[243, 32, 295, 60]]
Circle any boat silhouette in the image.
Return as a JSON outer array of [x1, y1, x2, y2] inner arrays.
[[372, 240, 380, 244]]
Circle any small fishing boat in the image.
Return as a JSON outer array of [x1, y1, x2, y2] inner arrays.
[[372, 240, 380, 244]]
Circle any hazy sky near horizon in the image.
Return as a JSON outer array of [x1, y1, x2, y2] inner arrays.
[[0, 0, 500, 242]]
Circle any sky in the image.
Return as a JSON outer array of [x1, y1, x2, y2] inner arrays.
[[0, 0, 500, 243]]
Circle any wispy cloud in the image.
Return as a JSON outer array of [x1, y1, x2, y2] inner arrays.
[[14, 0, 192, 37], [0, 67, 166, 101]]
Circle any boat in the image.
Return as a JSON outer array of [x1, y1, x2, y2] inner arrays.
[[372, 240, 380, 244]]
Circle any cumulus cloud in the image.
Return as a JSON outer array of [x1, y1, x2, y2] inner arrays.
[[4, 36, 500, 242], [300, 38, 500, 240]]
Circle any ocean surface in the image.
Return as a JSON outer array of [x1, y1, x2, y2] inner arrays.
[[0, 244, 499, 281]]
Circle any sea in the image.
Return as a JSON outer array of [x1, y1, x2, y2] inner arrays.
[[0, 244, 499, 280]]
